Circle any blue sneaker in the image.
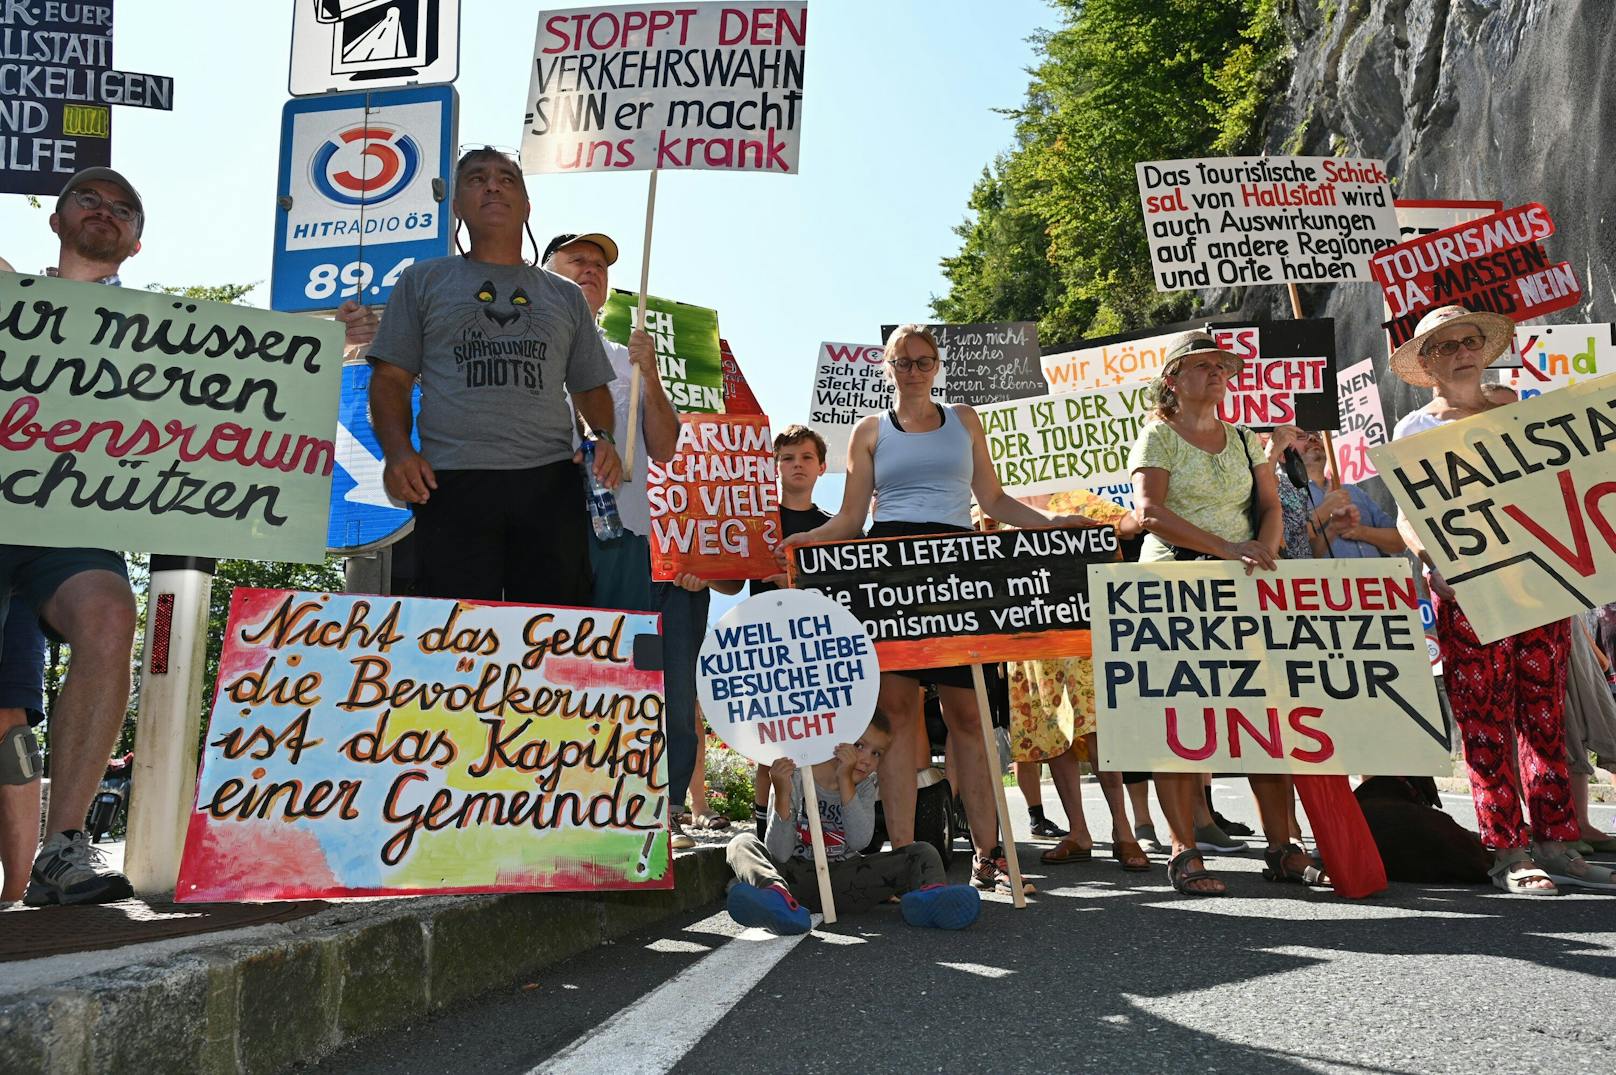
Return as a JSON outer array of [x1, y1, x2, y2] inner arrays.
[[726, 882, 812, 935], [900, 884, 981, 929]]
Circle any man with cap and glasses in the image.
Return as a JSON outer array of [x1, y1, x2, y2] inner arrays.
[[367, 146, 622, 605], [0, 168, 144, 905]]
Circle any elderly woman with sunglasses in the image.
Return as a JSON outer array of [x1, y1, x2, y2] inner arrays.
[[1126, 331, 1330, 896], [783, 325, 1104, 893], [1391, 304, 1615, 896]]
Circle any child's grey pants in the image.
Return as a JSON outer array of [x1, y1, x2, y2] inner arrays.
[[726, 832, 945, 913]]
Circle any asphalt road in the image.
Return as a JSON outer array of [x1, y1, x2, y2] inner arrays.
[[305, 781, 1616, 1075]]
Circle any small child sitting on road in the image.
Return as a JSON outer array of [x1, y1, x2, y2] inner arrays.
[[723, 712, 980, 934]]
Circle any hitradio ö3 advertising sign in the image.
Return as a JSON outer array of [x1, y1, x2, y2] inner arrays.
[[271, 84, 456, 313]]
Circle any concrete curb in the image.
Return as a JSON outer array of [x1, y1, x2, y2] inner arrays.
[[0, 847, 730, 1075]]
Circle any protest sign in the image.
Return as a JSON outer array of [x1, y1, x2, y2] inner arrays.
[[1507, 323, 1613, 399], [1091, 561, 1448, 775], [648, 413, 780, 582], [1333, 358, 1387, 484], [697, 590, 879, 767], [1395, 198, 1505, 242], [977, 383, 1151, 502], [521, 1, 806, 175], [879, 322, 1044, 405], [1136, 156, 1399, 290], [602, 289, 723, 413], [0, 274, 343, 563], [0, 0, 175, 197], [1368, 373, 1616, 644], [174, 590, 669, 901], [790, 526, 1119, 670], [1369, 203, 1581, 348], [1039, 318, 1337, 429], [809, 341, 947, 472], [720, 337, 763, 415]]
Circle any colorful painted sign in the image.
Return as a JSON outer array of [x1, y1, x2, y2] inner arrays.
[[0, 0, 175, 197], [790, 526, 1119, 670], [1039, 318, 1337, 429], [809, 341, 947, 473], [0, 274, 343, 563], [1333, 358, 1387, 484], [977, 383, 1151, 502], [879, 322, 1045, 406], [1507, 323, 1613, 399], [648, 413, 780, 582], [175, 589, 669, 901], [1370, 203, 1581, 348], [720, 337, 763, 415], [521, 1, 806, 175], [1091, 561, 1448, 774], [1136, 156, 1399, 291], [1369, 373, 1616, 645], [271, 85, 457, 313], [602, 289, 723, 413], [697, 589, 879, 767]]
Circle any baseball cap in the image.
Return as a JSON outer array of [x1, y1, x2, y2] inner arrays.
[[57, 168, 144, 234], [542, 232, 619, 266]]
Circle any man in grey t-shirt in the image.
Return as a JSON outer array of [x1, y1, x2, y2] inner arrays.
[[368, 147, 621, 605]]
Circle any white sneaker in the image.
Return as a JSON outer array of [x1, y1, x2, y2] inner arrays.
[[23, 829, 133, 906]]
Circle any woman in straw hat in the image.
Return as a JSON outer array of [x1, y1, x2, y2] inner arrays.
[[1126, 330, 1330, 897], [783, 324, 1106, 895], [1390, 303, 1616, 895]]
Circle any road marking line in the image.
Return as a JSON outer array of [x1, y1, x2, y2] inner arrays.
[[528, 911, 814, 1075]]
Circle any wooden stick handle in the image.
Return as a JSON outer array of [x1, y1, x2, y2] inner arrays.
[[799, 770, 837, 924], [623, 169, 659, 473], [972, 664, 1026, 908]]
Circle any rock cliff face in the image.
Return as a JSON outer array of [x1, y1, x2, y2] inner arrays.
[[1231, 0, 1615, 426]]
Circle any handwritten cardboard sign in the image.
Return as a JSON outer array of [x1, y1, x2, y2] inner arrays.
[[602, 289, 723, 413], [1369, 373, 1616, 644], [175, 590, 669, 901], [0, 274, 342, 563], [1090, 561, 1447, 775], [648, 413, 780, 581], [790, 526, 1119, 670], [1370, 203, 1581, 348], [879, 322, 1045, 406], [1333, 358, 1387, 484], [521, 1, 806, 175], [809, 341, 947, 473], [1136, 156, 1399, 290], [977, 383, 1151, 503], [696, 589, 879, 766]]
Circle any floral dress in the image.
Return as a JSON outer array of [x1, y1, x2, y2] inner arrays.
[[1275, 466, 1313, 560]]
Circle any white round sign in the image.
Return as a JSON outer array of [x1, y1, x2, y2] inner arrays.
[[696, 589, 881, 766]]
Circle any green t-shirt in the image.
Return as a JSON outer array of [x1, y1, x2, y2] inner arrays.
[[1127, 419, 1261, 563]]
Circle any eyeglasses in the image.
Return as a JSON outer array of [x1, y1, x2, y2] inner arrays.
[[889, 356, 939, 373], [66, 188, 140, 224], [1422, 333, 1486, 358]]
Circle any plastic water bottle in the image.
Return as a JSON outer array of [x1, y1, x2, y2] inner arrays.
[[580, 439, 624, 541]]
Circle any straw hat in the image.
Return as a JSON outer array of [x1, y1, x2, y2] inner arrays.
[[1161, 329, 1246, 376], [1387, 304, 1515, 388]]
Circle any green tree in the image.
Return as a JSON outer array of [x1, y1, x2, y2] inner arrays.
[[933, 0, 1287, 344]]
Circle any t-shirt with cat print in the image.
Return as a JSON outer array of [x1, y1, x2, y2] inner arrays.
[[369, 254, 615, 470]]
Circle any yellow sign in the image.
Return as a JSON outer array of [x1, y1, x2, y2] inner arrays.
[[1368, 373, 1616, 645], [1090, 560, 1449, 775]]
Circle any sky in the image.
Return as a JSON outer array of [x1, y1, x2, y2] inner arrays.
[[0, 0, 1057, 441]]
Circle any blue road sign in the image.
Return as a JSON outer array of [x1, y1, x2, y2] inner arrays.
[[328, 362, 421, 554], [272, 84, 456, 313]]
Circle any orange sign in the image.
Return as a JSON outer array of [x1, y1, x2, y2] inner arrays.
[[648, 414, 781, 582]]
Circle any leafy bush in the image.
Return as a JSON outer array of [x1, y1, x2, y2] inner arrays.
[[704, 737, 760, 822]]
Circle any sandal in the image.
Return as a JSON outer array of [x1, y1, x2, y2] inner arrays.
[[1167, 848, 1226, 896], [1261, 843, 1330, 887], [1533, 843, 1616, 893], [1040, 837, 1093, 864], [1110, 840, 1151, 872], [689, 812, 731, 831], [974, 847, 1037, 895], [1488, 849, 1559, 896]]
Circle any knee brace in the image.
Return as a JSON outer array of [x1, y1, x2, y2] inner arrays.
[[0, 723, 42, 784]]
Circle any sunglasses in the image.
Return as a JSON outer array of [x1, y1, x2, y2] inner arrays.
[[1422, 333, 1486, 358], [66, 188, 140, 224], [889, 356, 939, 373]]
